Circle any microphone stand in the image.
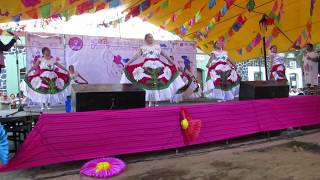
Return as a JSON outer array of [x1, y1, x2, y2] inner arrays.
[[6, 43, 26, 117]]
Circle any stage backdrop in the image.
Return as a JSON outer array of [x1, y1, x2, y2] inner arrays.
[[26, 33, 65, 70], [25, 33, 66, 105], [65, 35, 196, 84]]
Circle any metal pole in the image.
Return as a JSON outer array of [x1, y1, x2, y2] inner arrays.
[[262, 36, 268, 80]]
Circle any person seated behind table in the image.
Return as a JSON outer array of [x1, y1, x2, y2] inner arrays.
[[0, 92, 12, 110], [9, 93, 17, 109], [16, 92, 27, 105]]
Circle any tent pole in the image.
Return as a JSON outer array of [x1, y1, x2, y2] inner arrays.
[[262, 36, 268, 80]]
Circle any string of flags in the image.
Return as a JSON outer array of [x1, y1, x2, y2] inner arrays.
[[292, 0, 316, 49], [4, 0, 123, 24], [237, 0, 284, 55], [292, 20, 312, 49], [183, 0, 236, 44], [98, 17, 125, 28], [217, 14, 247, 44], [125, 0, 163, 21]]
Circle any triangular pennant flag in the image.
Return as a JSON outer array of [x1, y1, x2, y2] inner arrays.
[[140, 0, 151, 11], [302, 28, 308, 39], [189, 18, 195, 26], [226, 0, 236, 8], [165, 18, 170, 25], [220, 4, 228, 16], [131, 6, 141, 17], [272, 27, 280, 37], [180, 25, 187, 34], [293, 35, 302, 48], [147, 11, 154, 19], [96, 3, 106, 11], [215, 12, 222, 22], [228, 28, 234, 36], [176, 8, 183, 16], [161, 0, 169, 9], [224, 33, 229, 42], [247, 0, 255, 12], [195, 11, 201, 22], [208, 21, 215, 30], [209, 0, 217, 9], [26, 9, 38, 19], [109, 0, 121, 8], [272, 0, 278, 13], [172, 13, 177, 22], [77, 1, 94, 15], [12, 14, 21, 22], [310, 0, 316, 16], [184, 0, 192, 9], [40, 3, 51, 18], [125, 12, 131, 21], [237, 48, 243, 55]]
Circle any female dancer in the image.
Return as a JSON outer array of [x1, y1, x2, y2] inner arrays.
[[171, 67, 201, 103], [203, 41, 241, 101], [68, 65, 88, 84], [268, 45, 286, 81], [25, 47, 70, 110], [121, 33, 184, 106], [303, 43, 319, 87]]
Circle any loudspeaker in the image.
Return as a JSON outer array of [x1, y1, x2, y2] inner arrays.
[[72, 84, 145, 112], [239, 80, 289, 100]]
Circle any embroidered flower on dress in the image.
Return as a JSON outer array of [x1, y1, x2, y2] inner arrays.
[[182, 76, 189, 83], [143, 60, 164, 69], [215, 64, 231, 71], [30, 77, 42, 89], [40, 71, 58, 80], [228, 70, 238, 82], [55, 78, 65, 90], [158, 67, 172, 80], [133, 67, 150, 81], [209, 70, 219, 81], [277, 65, 284, 71]]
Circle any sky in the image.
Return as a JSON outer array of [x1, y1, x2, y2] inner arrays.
[[1, 7, 180, 41]]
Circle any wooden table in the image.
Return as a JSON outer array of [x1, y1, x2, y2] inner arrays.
[[0, 110, 41, 153]]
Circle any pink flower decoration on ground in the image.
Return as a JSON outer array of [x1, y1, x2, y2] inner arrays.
[[80, 157, 126, 179]]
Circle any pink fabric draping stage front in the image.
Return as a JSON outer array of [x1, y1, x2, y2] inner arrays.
[[1, 96, 320, 172]]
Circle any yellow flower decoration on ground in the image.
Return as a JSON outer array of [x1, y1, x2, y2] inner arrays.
[[96, 162, 111, 172]]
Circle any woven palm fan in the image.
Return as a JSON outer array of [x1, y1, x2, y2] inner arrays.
[[180, 108, 201, 142], [80, 157, 126, 178], [0, 124, 9, 165]]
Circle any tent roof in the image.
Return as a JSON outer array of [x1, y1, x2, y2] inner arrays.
[[125, 0, 320, 61], [1, 1, 319, 62]]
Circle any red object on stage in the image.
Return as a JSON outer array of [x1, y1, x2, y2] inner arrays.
[[0, 96, 320, 172], [180, 108, 201, 143]]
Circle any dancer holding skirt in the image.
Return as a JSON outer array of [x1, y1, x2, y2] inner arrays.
[[204, 41, 241, 101], [268, 45, 287, 81], [121, 33, 184, 106]]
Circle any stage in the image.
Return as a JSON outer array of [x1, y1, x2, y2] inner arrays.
[[0, 96, 320, 172]]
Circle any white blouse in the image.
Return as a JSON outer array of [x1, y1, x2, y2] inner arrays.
[[141, 44, 161, 59]]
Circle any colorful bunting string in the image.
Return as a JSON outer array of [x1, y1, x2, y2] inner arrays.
[[2, 0, 123, 23], [216, 14, 247, 45], [292, 20, 312, 49], [208, 0, 217, 9]]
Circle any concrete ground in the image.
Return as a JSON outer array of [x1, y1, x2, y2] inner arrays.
[[1, 129, 320, 180]]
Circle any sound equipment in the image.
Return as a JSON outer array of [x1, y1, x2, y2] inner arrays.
[[72, 84, 145, 112], [239, 80, 289, 100]]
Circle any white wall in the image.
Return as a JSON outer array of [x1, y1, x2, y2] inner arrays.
[[247, 66, 303, 88]]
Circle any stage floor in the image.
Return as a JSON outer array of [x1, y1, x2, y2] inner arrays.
[[0, 97, 224, 115]]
